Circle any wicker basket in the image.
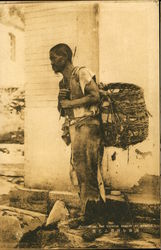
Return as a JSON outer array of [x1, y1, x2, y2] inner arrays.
[[99, 82, 149, 149]]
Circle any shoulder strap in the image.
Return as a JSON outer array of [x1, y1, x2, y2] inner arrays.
[[71, 66, 97, 94], [72, 66, 86, 80]]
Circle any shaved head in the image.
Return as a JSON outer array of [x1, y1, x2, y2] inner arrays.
[[50, 43, 73, 63]]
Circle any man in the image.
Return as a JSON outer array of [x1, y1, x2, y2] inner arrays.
[[49, 43, 106, 237]]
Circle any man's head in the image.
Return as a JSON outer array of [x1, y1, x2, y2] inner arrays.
[[49, 43, 73, 73]]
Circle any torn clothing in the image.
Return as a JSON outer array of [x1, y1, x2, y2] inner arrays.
[[58, 66, 106, 214], [69, 116, 105, 214], [70, 67, 99, 118], [58, 66, 99, 119]]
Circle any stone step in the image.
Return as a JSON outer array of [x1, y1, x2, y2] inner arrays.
[[9, 187, 80, 214], [9, 187, 49, 214], [9, 186, 160, 221]]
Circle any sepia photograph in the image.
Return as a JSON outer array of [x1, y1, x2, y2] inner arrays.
[[0, 0, 160, 249]]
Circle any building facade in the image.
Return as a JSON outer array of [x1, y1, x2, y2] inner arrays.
[[0, 5, 25, 88], [24, 2, 159, 194], [0, 5, 25, 165]]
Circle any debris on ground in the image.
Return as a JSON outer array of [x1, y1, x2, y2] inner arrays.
[[0, 175, 159, 249], [46, 200, 69, 226]]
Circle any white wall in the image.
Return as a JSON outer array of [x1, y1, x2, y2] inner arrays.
[[99, 1, 159, 189]]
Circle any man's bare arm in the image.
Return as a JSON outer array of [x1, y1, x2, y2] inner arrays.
[[60, 79, 100, 109]]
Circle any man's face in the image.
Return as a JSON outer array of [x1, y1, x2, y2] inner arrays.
[[49, 51, 66, 73]]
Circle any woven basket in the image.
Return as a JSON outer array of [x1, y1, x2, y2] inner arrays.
[[99, 82, 149, 149]]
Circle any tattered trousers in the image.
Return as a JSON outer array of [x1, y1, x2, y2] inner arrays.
[[69, 117, 105, 215]]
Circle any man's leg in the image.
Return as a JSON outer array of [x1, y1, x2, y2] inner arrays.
[[71, 124, 107, 224]]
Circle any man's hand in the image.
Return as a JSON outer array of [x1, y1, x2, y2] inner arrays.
[[60, 100, 71, 109], [59, 79, 101, 109], [59, 89, 70, 99]]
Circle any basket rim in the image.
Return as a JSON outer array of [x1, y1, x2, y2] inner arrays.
[[99, 82, 142, 91]]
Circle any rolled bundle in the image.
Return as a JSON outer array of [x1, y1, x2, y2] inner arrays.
[[99, 82, 149, 149]]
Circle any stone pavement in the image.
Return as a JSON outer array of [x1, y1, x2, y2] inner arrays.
[[0, 175, 160, 249], [18, 219, 160, 249]]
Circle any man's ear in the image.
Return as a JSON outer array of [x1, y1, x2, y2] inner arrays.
[[63, 53, 68, 63], [58, 57, 66, 66]]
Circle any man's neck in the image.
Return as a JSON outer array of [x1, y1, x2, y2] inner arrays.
[[62, 62, 74, 83]]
